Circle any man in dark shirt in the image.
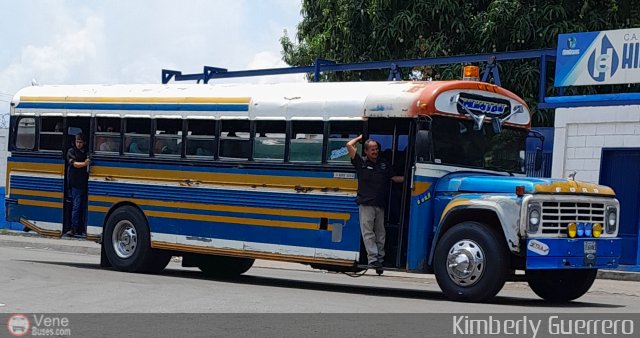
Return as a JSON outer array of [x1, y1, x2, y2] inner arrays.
[[347, 135, 403, 268], [65, 133, 90, 237]]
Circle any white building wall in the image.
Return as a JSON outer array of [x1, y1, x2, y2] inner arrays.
[[553, 105, 640, 183]]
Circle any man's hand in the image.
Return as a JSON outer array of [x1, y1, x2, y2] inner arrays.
[[346, 134, 363, 159]]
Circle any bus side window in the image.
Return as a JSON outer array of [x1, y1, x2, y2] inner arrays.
[[290, 120, 323, 163], [254, 120, 285, 161], [15, 117, 36, 150], [327, 121, 362, 163], [219, 120, 250, 159], [124, 118, 150, 155], [95, 117, 121, 154], [39, 116, 63, 151], [186, 119, 215, 157], [154, 118, 182, 156]]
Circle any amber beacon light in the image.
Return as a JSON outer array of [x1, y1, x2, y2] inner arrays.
[[462, 66, 480, 81]]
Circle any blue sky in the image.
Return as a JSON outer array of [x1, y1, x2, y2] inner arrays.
[[0, 0, 304, 115]]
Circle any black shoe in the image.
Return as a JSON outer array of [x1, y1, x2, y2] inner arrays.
[[62, 230, 75, 238], [368, 261, 382, 268], [23, 226, 31, 232]]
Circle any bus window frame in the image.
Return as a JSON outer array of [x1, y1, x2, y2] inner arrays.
[[12, 116, 37, 151], [185, 118, 216, 160], [38, 116, 64, 153], [123, 118, 152, 157], [153, 118, 183, 158], [94, 117, 122, 156]]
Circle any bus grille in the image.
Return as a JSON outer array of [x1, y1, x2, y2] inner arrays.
[[540, 202, 606, 235]]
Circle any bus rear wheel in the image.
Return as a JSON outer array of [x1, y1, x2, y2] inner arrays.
[[433, 222, 508, 302], [527, 269, 597, 302], [103, 205, 171, 273], [195, 255, 255, 278]]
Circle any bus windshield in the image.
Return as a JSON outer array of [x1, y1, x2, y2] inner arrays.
[[430, 116, 527, 174]]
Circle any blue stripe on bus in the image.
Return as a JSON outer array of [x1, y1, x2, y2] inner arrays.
[[147, 217, 360, 251], [14, 205, 63, 223], [88, 200, 341, 225], [9, 157, 64, 164], [11, 195, 62, 203], [11, 176, 64, 192], [15, 102, 249, 112], [84, 209, 360, 252], [10, 175, 356, 214], [88, 181, 356, 213], [94, 160, 344, 178], [8, 156, 353, 179]]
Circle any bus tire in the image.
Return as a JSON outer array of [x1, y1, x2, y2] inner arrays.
[[527, 269, 597, 303], [196, 255, 255, 278], [433, 222, 508, 302], [103, 205, 171, 273]]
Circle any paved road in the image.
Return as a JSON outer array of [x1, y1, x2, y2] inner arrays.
[[1, 245, 640, 313]]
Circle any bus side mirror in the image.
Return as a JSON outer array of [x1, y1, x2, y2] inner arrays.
[[415, 130, 431, 162], [534, 147, 543, 171]]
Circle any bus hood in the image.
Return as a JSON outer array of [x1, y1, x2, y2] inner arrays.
[[435, 173, 615, 196]]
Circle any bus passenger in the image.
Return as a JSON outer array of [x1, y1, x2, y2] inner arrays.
[[347, 135, 404, 268], [65, 133, 90, 237]]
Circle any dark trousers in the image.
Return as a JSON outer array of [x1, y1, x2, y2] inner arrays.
[[70, 187, 86, 234]]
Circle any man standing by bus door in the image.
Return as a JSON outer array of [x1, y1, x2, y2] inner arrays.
[[347, 135, 404, 268], [64, 132, 90, 237]]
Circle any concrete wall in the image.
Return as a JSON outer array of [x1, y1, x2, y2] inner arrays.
[[0, 128, 17, 229], [0, 128, 7, 187], [552, 105, 640, 183]]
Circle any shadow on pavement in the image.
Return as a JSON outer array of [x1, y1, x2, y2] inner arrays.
[[18, 259, 624, 308]]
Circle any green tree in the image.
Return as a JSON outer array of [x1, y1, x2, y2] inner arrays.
[[281, 0, 640, 126]]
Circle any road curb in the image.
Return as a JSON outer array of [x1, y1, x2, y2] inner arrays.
[[0, 237, 101, 256], [597, 269, 640, 282]]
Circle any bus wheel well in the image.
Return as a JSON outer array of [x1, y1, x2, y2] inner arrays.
[[439, 209, 504, 244], [102, 202, 147, 231]]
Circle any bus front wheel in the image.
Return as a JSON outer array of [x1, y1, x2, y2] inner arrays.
[[433, 222, 508, 302], [103, 205, 171, 273], [527, 269, 597, 302]]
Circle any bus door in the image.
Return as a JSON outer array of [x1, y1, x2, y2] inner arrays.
[[62, 117, 92, 235], [367, 118, 413, 268]]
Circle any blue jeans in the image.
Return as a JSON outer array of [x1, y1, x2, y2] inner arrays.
[[70, 187, 86, 234]]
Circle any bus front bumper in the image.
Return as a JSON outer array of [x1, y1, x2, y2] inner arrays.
[[525, 237, 620, 270]]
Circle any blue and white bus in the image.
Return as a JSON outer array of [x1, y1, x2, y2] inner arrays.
[[6, 80, 621, 302]]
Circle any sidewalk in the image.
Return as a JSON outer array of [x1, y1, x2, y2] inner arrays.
[[1, 230, 639, 282]]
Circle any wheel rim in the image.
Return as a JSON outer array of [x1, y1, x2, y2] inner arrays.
[[446, 239, 485, 287], [112, 220, 138, 259]]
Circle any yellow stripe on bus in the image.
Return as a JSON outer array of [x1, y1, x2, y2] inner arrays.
[[89, 195, 350, 221], [151, 241, 354, 266], [7, 162, 357, 192], [18, 199, 62, 209], [8, 162, 63, 175], [19, 96, 251, 104], [92, 167, 357, 191], [88, 205, 326, 231]]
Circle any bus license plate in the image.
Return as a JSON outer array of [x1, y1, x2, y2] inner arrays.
[[584, 241, 596, 254]]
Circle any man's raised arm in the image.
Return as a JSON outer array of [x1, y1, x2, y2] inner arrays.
[[346, 134, 363, 159]]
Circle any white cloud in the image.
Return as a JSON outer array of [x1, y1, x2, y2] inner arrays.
[[0, 1, 303, 116]]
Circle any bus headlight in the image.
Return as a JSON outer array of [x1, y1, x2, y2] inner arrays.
[[577, 223, 585, 237], [527, 203, 541, 233], [605, 207, 617, 234]]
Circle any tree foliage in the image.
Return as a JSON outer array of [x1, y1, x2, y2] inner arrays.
[[281, 0, 640, 126]]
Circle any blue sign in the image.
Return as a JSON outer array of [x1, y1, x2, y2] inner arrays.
[[555, 28, 640, 86]]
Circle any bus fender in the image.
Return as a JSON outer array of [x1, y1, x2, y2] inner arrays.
[[428, 195, 522, 266]]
